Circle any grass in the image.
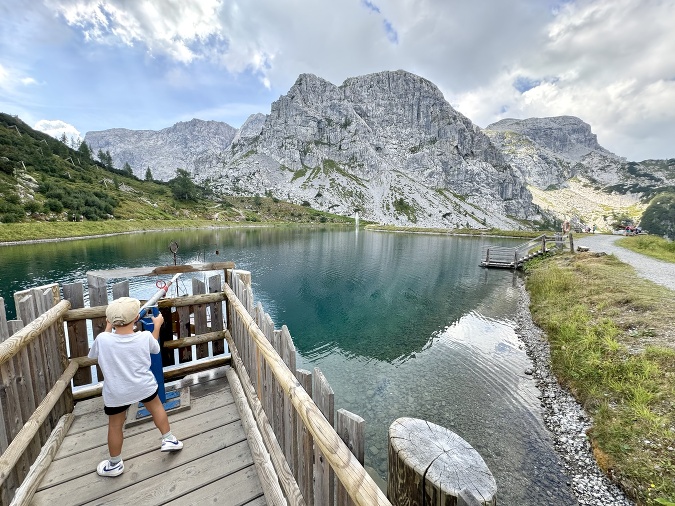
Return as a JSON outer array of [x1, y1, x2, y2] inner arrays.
[[0, 196, 356, 243], [366, 224, 545, 238], [524, 252, 675, 505], [0, 219, 236, 242], [617, 235, 675, 263]]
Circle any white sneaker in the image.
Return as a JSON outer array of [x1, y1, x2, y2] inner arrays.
[[97, 459, 124, 477], [161, 435, 183, 452]]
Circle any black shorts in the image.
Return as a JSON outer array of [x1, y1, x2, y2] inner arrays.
[[104, 389, 158, 415]]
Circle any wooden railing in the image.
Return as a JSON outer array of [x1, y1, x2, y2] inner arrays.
[[0, 263, 390, 506], [480, 233, 575, 269], [0, 289, 73, 506], [226, 271, 390, 506], [0, 262, 238, 504]]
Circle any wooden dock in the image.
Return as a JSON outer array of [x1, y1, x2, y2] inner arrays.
[[32, 367, 265, 505], [480, 233, 574, 269]]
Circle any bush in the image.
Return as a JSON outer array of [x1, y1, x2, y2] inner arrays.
[[45, 198, 64, 213], [641, 192, 675, 239], [23, 200, 41, 213], [1, 212, 23, 223]]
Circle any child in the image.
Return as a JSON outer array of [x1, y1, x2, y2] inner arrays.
[[88, 297, 183, 477]]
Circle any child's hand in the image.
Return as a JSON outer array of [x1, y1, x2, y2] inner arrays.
[[150, 312, 164, 327]]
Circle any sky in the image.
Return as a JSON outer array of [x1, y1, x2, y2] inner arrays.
[[1, 0, 674, 162]]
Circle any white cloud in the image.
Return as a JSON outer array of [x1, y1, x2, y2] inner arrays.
[[452, 0, 675, 160], [34, 119, 82, 142], [0, 63, 39, 95], [10, 0, 675, 160], [46, 0, 224, 63]]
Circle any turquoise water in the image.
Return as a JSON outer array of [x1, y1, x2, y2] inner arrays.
[[0, 227, 576, 505]]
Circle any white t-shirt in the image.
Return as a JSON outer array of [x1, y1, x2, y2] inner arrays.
[[88, 330, 160, 407]]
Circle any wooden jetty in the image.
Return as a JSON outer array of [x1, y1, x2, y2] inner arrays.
[[0, 260, 498, 505], [480, 233, 575, 269]]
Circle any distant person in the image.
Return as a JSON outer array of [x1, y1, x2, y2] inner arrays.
[[88, 297, 183, 477], [592, 224, 596, 234]]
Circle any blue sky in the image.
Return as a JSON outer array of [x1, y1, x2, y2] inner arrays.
[[1, 0, 673, 161]]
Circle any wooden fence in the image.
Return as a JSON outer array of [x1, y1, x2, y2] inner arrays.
[[0, 289, 72, 506], [226, 270, 390, 506], [480, 233, 575, 269], [0, 263, 390, 506]]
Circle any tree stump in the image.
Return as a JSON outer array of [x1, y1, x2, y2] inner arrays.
[[388, 417, 497, 506]]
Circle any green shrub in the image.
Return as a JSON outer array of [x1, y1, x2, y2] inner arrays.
[[45, 199, 64, 213], [23, 200, 41, 213]]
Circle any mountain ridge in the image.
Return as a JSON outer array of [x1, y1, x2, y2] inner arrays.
[[81, 70, 674, 230]]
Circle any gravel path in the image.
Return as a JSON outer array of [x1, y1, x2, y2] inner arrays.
[[575, 234, 675, 291]]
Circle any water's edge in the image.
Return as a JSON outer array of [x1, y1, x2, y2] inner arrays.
[[514, 278, 632, 506]]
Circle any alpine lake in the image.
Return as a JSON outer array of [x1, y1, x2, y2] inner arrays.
[[0, 226, 577, 505]]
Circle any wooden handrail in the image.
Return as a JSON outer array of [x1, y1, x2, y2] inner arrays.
[[0, 299, 71, 366], [86, 261, 235, 280], [223, 283, 391, 506], [0, 361, 78, 486], [63, 292, 227, 321]]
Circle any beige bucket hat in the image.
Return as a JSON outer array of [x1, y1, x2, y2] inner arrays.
[[106, 297, 140, 327]]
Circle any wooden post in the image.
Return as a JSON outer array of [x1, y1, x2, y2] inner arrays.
[[0, 299, 23, 504], [4, 318, 40, 483], [337, 410, 365, 506], [62, 283, 92, 386], [569, 232, 575, 253], [192, 278, 209, 359], [388, 417, 497, 506], [281, 325, 298, 475], [176, 304, 192, 364], [208, 274, 225, 355], [15, 295, 49, 446], [313, 368, 335, 506], [87, 274, 108, 382], [542, 235, 546, 253], [296, 369, 314, 506], [111, 280, 129, 300]]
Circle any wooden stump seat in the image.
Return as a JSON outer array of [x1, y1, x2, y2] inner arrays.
[[388, 417, 497, 506]]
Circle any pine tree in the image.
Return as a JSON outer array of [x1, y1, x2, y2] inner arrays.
[[104, 150, 113, 170], [78, 141, 92, 160], [145, 167, 153, 181], [169, 168, 199, 201], [122, 162, 133, 176]]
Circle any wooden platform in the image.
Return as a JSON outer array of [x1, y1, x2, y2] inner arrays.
[[31, 367, 266, 506]]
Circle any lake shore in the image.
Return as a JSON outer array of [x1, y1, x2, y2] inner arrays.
[[515, 279, 632, 506], [524, 250, 675, 505]]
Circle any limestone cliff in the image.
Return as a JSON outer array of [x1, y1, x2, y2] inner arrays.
[[85, 119, 236, 181], [216, 71, 537, 228]]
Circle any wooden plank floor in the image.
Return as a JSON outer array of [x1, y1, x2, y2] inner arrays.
[[32, 366, 266, 506]]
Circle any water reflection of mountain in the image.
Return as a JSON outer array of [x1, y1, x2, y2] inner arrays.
[[252, 230, 521, 362]]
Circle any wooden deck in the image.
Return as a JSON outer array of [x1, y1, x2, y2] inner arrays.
[[30, 366, 266, 506]]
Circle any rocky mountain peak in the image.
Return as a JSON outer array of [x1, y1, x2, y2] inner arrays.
[[486, 116, 611, 162], [219, 69, 536, 228], [85, 118, 236, 181]]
